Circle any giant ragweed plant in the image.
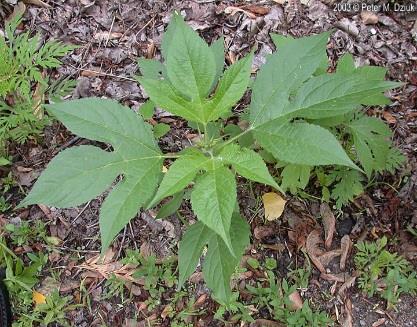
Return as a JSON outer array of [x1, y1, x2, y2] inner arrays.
[[20, 14, 403, 304]]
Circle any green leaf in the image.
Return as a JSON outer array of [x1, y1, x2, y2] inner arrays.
[[178, 221, 209, 288], [148, 152, 210, 208], [19, 146, 121, 207], [137, 58, 166, 79], [337, 53, 355, 73], [250, 32, 330, 127], [385, 147, 406, 173], [178, 214, 250, 304], [205, 53, 253, 122], [348, 115, 393, 176], [19, 98, 163, 251], [156, 191, 184, 220], [139, 100, 154, 120], [210, 37, 225, 91], [0, 157, 10, 166], [191, 166, 236, 254], [100, 161, 161, 250], [286, 71, 401, 119], [138, 78, 204, 123], [45, 98, 160, 155], [280, 164, 311, 194], [270, 33, 295, 48], [255, 121, 359, 169], [161, 12, 180, 60], [219, 144, 281, 192], [165, 14, 216, 100], [153, 123, 170, 138], [330, 168, 364, 208], [203, 213, 250, 304]]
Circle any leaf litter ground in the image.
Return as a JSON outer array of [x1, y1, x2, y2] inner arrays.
[[1, 0, 417, 326]]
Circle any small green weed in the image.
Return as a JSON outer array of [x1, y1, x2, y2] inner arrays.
[[0, 13, 75, 152], [354, 236, 417, 309], [214, 291, 254, 323], [247, 271, 331, 326], [5, 220, 47, 246], [0, 234, 74, 326]]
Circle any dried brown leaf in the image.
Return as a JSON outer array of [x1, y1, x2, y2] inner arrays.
[[23, 0, 51, 8], [306, 230, 324, 256], [224, 6, 256, 19], [254, 225, 275, 240], [6, 2, 26, 25], [382, 111, 397, 124], [320, 203, 336, 249], [340, 235, 352, 270], [338, 275, 357, 298], [341, 298, 353, 327], [241, 5, 271, 15], [372, 318, 387, 327], [321, 272, 350, 283], [93, 31, 123, 42], [318, 249, 342, 267], [361, 11, 378, 25]]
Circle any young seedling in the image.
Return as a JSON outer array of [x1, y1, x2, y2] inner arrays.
[[19, 13, 402, 304]]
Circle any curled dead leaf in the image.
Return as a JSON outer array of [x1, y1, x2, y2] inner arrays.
[[23, 0, 51, 8], [306, 230, 324, 257], [338, 275, 357, 298], [341, 298, 353, 327], [241, 5, 271, 16], [318, 249, 342, 267], [224, 6, 256, 19], [320, 203, 336, 249], [262, 192, 287, 221], [340, 235, 352, 270], [306, 232, 326, 272]]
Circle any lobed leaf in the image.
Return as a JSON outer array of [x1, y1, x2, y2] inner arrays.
[[19, 146, 121, 208], [20, 98, 163, 251], [348, 115, 393, 176]]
